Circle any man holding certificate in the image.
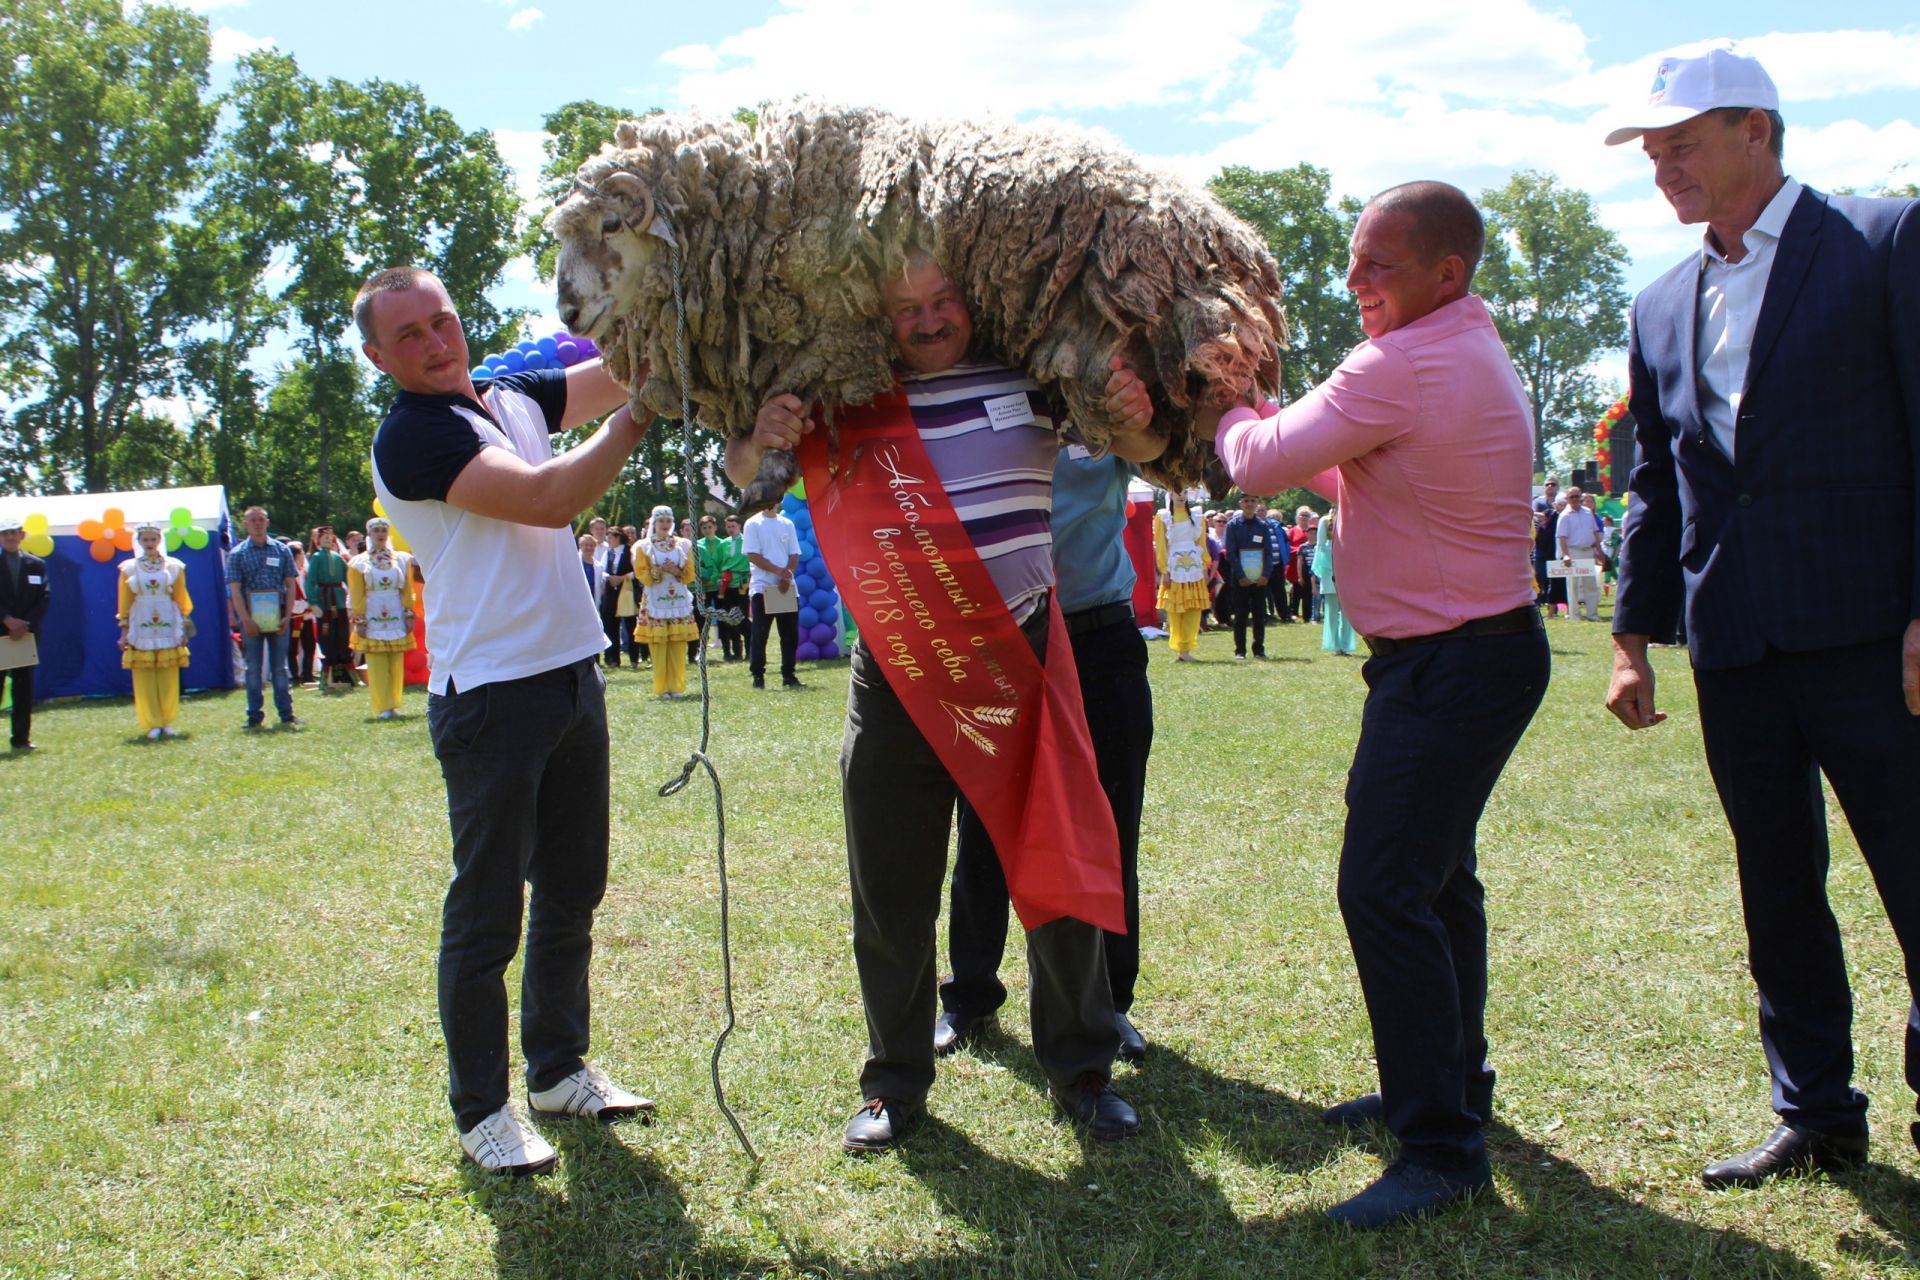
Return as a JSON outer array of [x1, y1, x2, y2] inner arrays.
[[226, 506, 301, 730]]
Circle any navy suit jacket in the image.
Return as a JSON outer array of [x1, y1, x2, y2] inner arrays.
[[1614, 186, 1920, 670]]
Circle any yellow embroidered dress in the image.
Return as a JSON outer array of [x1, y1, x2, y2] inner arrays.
[[347, 550, 417, 653], [1155, 502, 1212, 613], [118, 554, 192, 669]]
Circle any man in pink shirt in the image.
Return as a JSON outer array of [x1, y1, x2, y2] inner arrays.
[[1190, 180, 1548, 1229]]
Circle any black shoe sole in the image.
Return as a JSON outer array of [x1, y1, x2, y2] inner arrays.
[[529, 1101, 656, 1126]]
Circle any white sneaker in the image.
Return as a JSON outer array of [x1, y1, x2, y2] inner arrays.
[[459, 1102, 556, 1176], [146, 727, 163, 740], [160, 726, 180, 738], [528, 1063, 655, 1123]]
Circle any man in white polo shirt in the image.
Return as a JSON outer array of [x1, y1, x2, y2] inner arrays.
[[741, 505, 804, 689], [1555, 484, 1604, 621], [359, 265, 654, 1177]]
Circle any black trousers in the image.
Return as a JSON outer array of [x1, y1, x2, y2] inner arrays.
[[318, 609, 352, 681], [943, 611, 1154, 1019], [842, 616, 1119, 1102], [429, 658, 610, 1131], [599, 599, 625, 666], [712, 586, 747, 659], [2, 662, 32, 746], [1694, 636, 1920, 1133], [1337, 622, 1548, 1170], [288, 617, 316, 682], [1290, 578, 1315, 623], [1230, 580, 1267, 655], [748, 592, 798, 681]]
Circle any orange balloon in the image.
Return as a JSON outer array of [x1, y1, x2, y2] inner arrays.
[[112, 527, 133, 551], [78, 519, 104, 541], [88, 539, 115, 562], [103, 507, 125, 528]]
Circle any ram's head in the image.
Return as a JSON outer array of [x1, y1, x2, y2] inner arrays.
[[546, 166, 660, 344]]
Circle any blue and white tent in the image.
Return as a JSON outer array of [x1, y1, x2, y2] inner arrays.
[[0, 485, 235, 699]]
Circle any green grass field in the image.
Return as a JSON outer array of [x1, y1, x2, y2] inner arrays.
[[4, 608, 1917, 1279]]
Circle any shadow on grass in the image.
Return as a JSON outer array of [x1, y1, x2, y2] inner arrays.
[[1836, 1158, 1920, 1271], [813, 1038, 1836, 1278], [460, 1118, 759, 1280]]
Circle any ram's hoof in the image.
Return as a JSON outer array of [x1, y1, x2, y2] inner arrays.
[[734, 448, 799, 517]]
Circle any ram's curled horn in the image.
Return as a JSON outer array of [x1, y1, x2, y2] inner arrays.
[[545, 102, 1286, 510]]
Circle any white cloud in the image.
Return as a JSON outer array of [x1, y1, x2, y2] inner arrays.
[[663, 0, 1272, 117], [506, 7, 544, 31], [208, 26, 272, 63], [492, 127, 548, 203]]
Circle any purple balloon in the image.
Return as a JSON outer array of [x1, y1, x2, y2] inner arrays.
[[820, 642, 841, 660], [796, 642, 820, 661], [556, 340, 580, 366], [571, 335, 599, 358], [809, 623, 836, 645]]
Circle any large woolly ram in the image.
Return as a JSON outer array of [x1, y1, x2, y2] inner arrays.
[[547, 102, 1285, 509]]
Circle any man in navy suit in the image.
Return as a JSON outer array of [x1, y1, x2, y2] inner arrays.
[[1603, 45, 1920, 1189]]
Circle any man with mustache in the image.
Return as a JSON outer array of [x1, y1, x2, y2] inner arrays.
[[729, 252, 1163, 1152]]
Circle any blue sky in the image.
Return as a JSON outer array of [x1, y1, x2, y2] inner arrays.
[[181, 0, 1918, 364]]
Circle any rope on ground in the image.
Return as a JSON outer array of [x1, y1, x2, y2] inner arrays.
[[652, 220, 758, 1165]]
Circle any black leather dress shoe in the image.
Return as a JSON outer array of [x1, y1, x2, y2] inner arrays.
[[1051, 1073, 1141, 1141], [932, 1010, 994, 1057], [1321, 1091, 1385, 1127], [1115, 1013, 1147, 1064], [842, 1097, 922, 1153], [1701, 1122, 1868, 1188]]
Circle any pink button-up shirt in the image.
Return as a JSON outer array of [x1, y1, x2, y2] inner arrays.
[[1216, 294, 1536, 640]]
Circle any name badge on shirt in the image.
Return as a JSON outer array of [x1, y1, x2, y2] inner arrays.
[[25, 575, 42, 585], [266, 554, 281, 566], [1065, 444, 1093, 461], [983, 392, 1035, 431]]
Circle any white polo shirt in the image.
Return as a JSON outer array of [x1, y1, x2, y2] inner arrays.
[[740, 510, 800, 596], [371, 369, 607, 694]]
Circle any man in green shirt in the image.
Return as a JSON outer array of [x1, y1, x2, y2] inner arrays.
[[701, 513, 750, 662]]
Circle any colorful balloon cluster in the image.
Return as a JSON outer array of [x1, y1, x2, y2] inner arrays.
[[1592, 395, 1628, 473], [472, 329, 600, 381], [781, 492, 843, 661], [163, 506, 209, 552], [19, 513, 53, 557], [77, 508, 133, 562]]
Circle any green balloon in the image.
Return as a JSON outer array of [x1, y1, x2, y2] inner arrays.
[[183, 526, 209, 550], [165, 530, 184, 552], [170, 506, 193, 528]]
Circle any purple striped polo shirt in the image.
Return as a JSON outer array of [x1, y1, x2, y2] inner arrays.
[[900, 362, 1058, 621]]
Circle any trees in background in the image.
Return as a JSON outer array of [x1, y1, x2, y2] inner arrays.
[[0, 4, 520, 534], [1476, 170, 1629, 474]]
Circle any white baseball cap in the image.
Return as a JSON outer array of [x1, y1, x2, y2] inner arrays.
[[1603, 44, 1779, 147]]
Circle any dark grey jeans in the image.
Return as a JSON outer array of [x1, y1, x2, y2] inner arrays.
[[429, 657, 610, 1131], [840, 615, 1120, 1105]]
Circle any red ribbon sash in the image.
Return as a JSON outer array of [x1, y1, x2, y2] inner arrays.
[[799, 389, 1125, 934]]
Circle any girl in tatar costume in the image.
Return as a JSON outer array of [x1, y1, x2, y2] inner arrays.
[[634, 504, 697, 699], [117, 522, 193, 739], [1154, 491, 1210, 662], [347, 518, 417, 719]]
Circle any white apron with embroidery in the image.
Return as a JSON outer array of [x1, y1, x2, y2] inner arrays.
[[361, 553, 412, 643], [642, 540, 694, 621], [125, 556, 185, 649], [1166, 511, 1207, 584]]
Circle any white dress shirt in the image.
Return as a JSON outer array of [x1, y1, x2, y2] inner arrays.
[[1694, 177, 1802, 463]]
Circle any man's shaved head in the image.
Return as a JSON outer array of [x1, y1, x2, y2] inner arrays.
[[1365, 181, 1485, 283]]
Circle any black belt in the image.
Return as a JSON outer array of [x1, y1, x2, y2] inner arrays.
[[1362, 605, 1540, 659], [1063, 601, 1135, 637]]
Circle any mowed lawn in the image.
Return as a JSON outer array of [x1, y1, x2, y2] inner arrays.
[[5, 607, 1918, 1279]]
